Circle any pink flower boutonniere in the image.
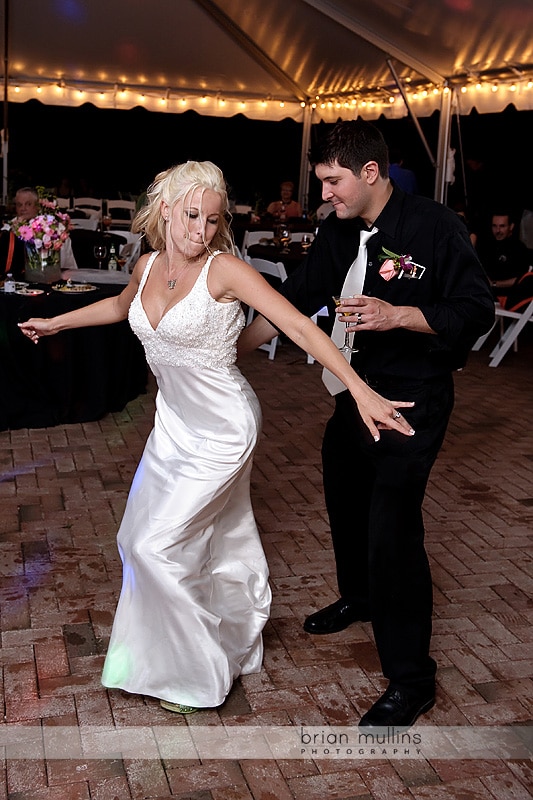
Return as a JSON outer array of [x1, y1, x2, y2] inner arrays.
[[378, 247, 426, 281]]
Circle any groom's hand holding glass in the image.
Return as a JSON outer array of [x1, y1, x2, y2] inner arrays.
[[334, 294, 429, 335]]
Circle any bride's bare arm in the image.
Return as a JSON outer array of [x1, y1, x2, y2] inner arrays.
[[213, 254, 416, 441], [18, 261, 143, 343]]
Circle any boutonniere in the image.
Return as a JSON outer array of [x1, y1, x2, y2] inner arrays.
[[378, 247, 426, 281]]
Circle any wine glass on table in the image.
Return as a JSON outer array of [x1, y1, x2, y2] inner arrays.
[[94, 244, 107, 270], [332, 295, 359, 353]]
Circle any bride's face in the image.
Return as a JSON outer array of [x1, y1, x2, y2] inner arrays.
[[164, 188, 222, 257]]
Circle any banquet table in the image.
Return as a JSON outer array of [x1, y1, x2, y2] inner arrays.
[[0, 279, 148, 431], [246, 240, 311, 273]]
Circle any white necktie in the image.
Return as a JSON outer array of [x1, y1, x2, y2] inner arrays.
[[322, 226, 378, 395]]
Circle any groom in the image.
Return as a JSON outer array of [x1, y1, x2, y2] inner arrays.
[[238, 119, 495, 728]]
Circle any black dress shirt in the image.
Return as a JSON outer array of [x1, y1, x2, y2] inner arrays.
[[279, 186, 495, 380], [476, 235, 531, 283]]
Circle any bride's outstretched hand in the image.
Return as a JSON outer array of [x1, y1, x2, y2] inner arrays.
[[18, 318, 55, 344], [353, 384, 415, 442]]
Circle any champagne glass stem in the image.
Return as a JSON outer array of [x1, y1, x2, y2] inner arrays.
[[344, 324, 351, 350]]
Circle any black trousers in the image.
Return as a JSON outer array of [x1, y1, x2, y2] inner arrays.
[[321, 374, 454, 691]]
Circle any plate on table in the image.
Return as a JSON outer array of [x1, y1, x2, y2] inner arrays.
[[1, 281, 28, 292], [52, 282, 97, 293], [15, 287, 45, 296]]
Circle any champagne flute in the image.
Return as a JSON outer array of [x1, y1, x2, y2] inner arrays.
[[94, 244, 107, 269], [332, 295, 359, 353]]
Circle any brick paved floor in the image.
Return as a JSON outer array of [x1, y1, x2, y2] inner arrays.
[[0, 329, 532, 799]]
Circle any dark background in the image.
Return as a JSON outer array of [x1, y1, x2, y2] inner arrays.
[[4, 100, 533, 226]]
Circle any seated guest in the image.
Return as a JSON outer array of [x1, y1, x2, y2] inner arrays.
[[388, 149, 419, 194], [476, 210, 531, 299], [2, 187, 77, 276], [266, 181, 302, 220]]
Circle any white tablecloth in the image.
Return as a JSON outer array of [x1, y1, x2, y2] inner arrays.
[[62, 268, 130, 285]]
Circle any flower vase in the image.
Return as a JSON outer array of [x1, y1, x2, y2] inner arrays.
[[24, 244, 62, 284]]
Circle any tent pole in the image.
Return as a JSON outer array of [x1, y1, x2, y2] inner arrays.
[[434, 87, 454, 204], [298, 105, 313, 213], [2, 0, 9, 206]]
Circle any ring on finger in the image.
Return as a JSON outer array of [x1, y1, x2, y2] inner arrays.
[[356, 312, 362, 324], [393, 411, 401, 419]]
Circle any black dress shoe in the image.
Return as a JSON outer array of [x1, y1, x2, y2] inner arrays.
[[359, 686, 435, 729], [303, 599, 370, 634]]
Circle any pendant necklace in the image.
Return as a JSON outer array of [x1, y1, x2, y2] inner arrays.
[[167, 249, 204, 289]]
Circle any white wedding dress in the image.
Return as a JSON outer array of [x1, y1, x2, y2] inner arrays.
[[101, 250, 271, 709]]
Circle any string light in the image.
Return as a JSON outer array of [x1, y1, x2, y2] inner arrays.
[[5, 69, 533, 123]]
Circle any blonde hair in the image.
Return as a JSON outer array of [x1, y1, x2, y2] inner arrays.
[[133, 161, 235, 253]]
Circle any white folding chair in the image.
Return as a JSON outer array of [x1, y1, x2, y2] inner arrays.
[[242, 230, 273, 258], [246, 257, 287, 360], [73, 197, 103, 219], [472, 298, 533, 366], [290, 231, 315, 243], [69, 217, 99, 231], [120, 237, 143, 273], [106, 199, 136, 229]]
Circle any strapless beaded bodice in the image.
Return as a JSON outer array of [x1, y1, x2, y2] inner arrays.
[[128, 250, 245, 369]]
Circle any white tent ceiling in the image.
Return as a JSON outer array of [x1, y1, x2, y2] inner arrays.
[[3, 0, 533, 123]]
